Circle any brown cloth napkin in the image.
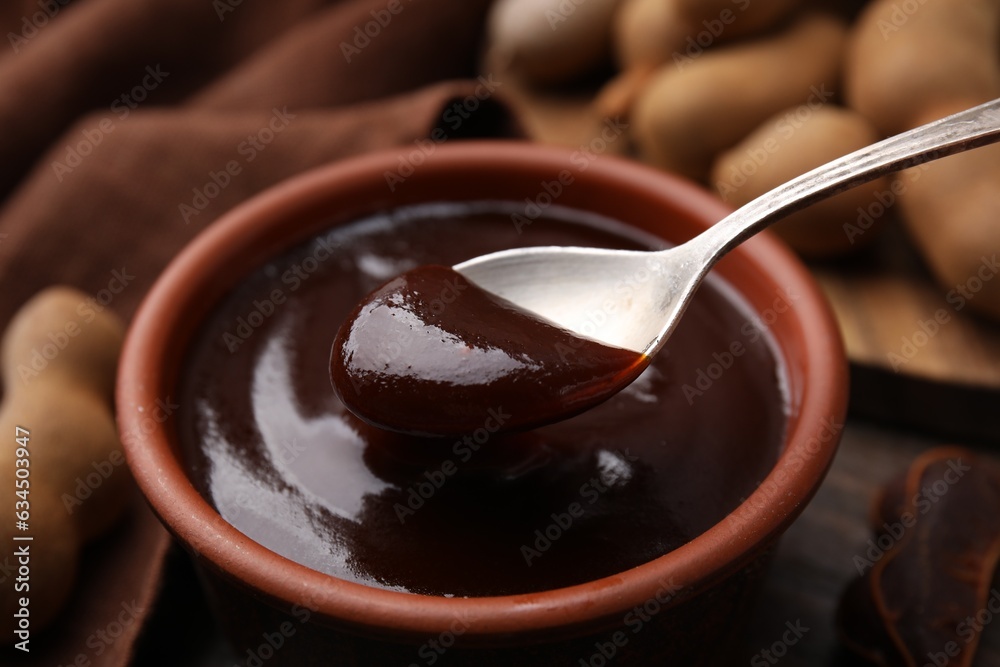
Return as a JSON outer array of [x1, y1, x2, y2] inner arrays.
[[0, 0, 521, 664]]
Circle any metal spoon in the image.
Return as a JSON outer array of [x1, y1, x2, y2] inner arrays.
[[455, 98, 1000, 373]]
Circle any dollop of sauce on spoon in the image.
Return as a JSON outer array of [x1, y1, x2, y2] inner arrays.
[[330, 264, 644, 436]]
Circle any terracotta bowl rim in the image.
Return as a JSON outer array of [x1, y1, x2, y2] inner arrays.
[[117, 140, 847, 639]]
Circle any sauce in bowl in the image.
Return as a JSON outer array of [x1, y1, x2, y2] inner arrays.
[[177, 202, 787, 597]]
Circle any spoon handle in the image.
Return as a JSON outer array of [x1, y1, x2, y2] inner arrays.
[[690, 97, 1000, 265]]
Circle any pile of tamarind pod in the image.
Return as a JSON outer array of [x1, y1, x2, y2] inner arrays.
[[0, 287, 131, 639], [483, 0, 1000, 320]]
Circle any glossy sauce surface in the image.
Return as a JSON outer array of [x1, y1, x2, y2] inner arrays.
[[178, 203, 788, 597], [330, 264, 645, 436]]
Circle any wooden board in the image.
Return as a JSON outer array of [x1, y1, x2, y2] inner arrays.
[[814, 224, 1000, 442], [813, 228, 1000, 388]]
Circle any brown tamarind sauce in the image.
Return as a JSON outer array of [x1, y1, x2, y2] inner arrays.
[[178, 202, 787, 597], [330, 264, 646, 437]]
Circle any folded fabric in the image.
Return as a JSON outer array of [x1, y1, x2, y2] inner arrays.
[[0, 0, 522, 664]]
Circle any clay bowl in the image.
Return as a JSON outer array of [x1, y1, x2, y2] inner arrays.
[[117, 141, 847, 666]]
